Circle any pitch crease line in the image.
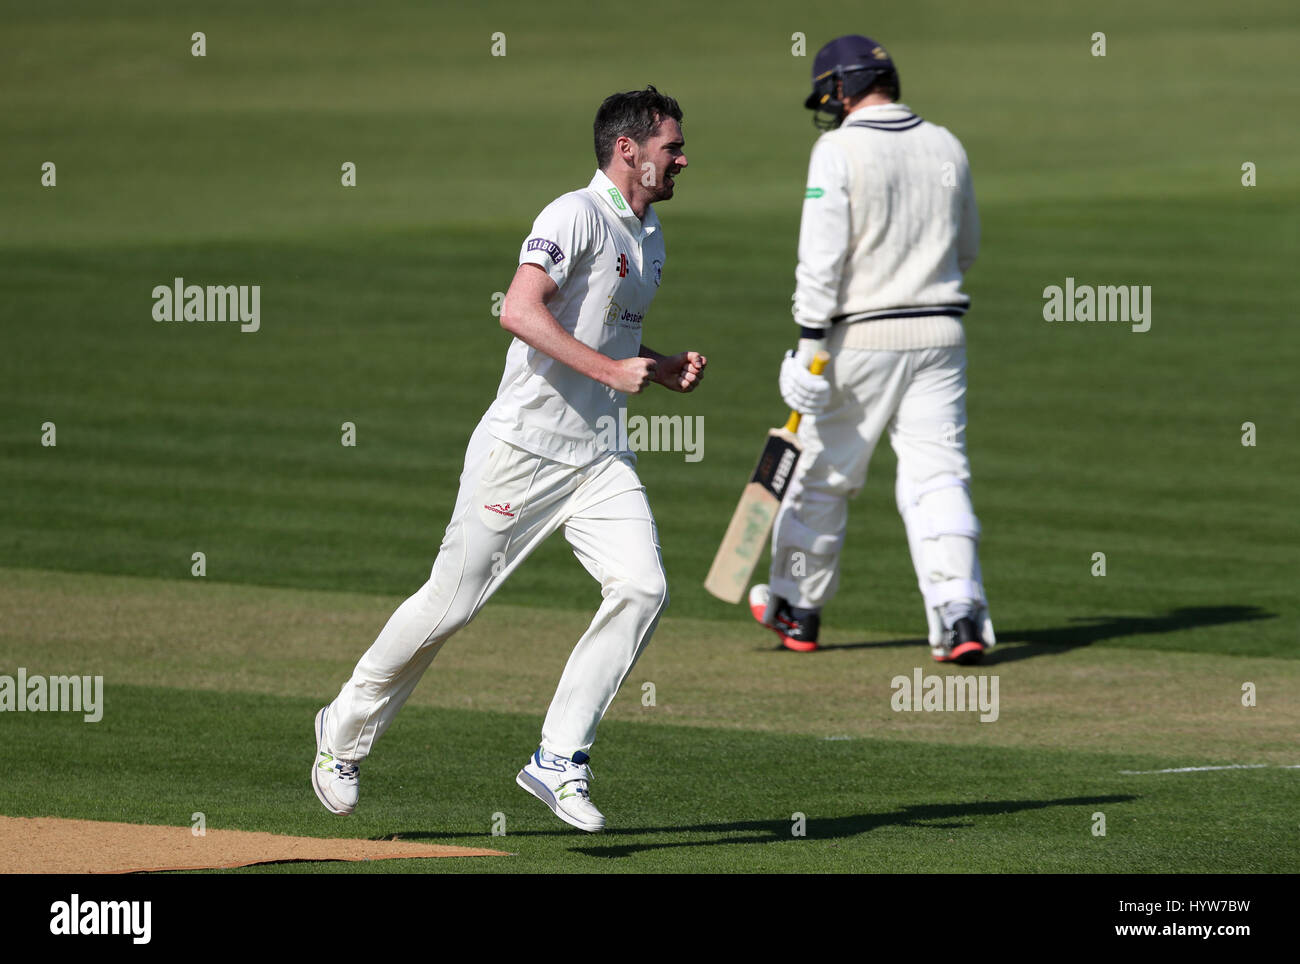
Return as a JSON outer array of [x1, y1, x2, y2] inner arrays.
[[1118, 764, 1295, 775]]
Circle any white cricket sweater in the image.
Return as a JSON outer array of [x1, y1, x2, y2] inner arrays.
[[792, 102, 979, 350]]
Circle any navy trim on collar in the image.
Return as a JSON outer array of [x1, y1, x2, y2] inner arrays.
[[845, 113, 923, 132]]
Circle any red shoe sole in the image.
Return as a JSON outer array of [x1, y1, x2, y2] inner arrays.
[[949, 640, 986, 665], [751, 598, 818, 652]]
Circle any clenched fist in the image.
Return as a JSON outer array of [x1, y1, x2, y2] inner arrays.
[[607, 357, 658, 394], [655, 351, 707, 393]]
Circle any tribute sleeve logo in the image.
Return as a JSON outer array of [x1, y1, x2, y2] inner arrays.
[[525, 238, 565, 265]]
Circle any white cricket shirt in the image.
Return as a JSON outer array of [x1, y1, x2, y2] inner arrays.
[[485, 169, 666, 466]]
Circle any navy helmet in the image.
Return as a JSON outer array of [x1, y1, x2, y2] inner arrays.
[[804, 35, 899, 130]]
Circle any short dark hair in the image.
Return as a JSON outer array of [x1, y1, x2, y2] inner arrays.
[[865, 72, 900, 101], [593, 85, 683, 169]]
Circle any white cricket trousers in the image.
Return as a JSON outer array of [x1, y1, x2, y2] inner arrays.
[[325, 418, 668, 762], [769, 343, 986, 622]]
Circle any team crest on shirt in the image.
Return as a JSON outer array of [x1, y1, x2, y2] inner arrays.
[[525, 238, 565, 265], [652, 259, 662, 286]]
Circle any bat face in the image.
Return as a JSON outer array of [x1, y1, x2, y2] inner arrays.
[[751, 429, 801, 500], [703, 427, 803, 603]]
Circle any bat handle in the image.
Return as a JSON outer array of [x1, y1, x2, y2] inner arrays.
[[783, 350, 831, 433]]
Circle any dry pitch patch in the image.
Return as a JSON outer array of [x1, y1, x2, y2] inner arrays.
[[2, 567, 1296, 766], [0, 815, 506, 873]]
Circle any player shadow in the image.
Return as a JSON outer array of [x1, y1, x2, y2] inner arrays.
[[789, 636, 928, 653], [807, 604, 1275, 663], [378, 794, 1135, 858], [566, 793, 1136, 859], [981, 605, 1275, 665]]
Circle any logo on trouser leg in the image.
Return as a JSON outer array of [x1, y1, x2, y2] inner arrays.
[[484, 502, 516, 517]]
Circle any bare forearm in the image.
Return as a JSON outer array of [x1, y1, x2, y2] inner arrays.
[[503, 300, 616, 386]]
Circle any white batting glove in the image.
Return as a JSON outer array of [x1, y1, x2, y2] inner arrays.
[[779, 350, 831, 415]]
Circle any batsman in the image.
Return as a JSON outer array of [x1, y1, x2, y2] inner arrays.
[[750, 34, 996, 662]]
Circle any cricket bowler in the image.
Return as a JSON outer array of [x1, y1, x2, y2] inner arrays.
[[312, 86, 704, 832], [751, 35, 996, 662]]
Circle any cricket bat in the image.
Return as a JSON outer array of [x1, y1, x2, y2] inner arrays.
[[703, 351, 830, 603]]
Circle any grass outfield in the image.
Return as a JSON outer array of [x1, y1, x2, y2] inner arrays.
[[2, 570, 1297, 873], [2, 569, 1297, 873], [1, 1, 1298, 873]]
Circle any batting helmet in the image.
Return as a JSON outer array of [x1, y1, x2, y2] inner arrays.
[[804, 35, 900, 130]]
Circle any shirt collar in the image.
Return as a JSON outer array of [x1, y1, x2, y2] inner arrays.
[[588, 169, 659, 239], [843, 101, 913, 121]]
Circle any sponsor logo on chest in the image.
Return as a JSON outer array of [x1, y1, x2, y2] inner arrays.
[[603, 299, 644, 329]]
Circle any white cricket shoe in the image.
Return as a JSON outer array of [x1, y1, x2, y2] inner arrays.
[[516, 749, 606, 833], [312, 706, 359, 815]]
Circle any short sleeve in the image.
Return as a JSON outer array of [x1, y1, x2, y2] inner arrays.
[[518, 194, 596, 290]]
